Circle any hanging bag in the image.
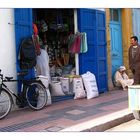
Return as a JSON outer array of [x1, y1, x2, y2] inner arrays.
[[19, 37, 37, 70], [80, 32, 88, 53], [69, 34, 81, 53]]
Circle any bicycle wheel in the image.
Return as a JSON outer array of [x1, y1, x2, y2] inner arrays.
[[0, 89, 13, 119], [26, 82, 47, 110]]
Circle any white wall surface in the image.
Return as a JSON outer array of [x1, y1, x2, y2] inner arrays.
[[0, 9, 17, 92]]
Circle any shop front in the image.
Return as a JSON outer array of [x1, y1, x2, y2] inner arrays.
[[14, 8, 108, 102]]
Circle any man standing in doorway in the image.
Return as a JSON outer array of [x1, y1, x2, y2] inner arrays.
[[129, 36, 140, 84]]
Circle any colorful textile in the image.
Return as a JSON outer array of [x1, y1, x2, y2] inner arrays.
[[80, 32, 88, 53], [68, 32, 88, 54]]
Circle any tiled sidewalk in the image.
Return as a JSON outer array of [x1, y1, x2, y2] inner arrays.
[[0, 90, 130, 132]]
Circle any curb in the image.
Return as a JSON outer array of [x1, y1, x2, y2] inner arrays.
[[82, 113, 134, 132], [60, 109, 134, 132]]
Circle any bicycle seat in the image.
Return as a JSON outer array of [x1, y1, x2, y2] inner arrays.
[[5, 77, 13, 81]]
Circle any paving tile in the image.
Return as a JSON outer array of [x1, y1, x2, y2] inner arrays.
[[66, 109, 86, 115], [44, 126, 64, 132]]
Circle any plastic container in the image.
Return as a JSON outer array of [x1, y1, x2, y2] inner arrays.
[[128, 85, 140, 110]]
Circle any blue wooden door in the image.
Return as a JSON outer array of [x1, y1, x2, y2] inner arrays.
[[78, 9, 97, 75], [96, 10, 108, 92], [110, 9, 123, 78], [78, 9, 108, 93], [14, 8, 35, 92]]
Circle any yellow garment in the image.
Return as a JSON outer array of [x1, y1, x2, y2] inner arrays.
[[114, 71, 134, 90]]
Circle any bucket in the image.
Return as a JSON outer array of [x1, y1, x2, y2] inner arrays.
[[128, 85, 140, 110]]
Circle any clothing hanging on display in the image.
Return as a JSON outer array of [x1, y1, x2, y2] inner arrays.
[[80, 32, 88, 53], [68, 32, 88, 54]]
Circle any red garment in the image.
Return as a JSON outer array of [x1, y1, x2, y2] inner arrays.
[[33, 23, 38, 35], [32, 23, 41, 55], [32, 35, 41, 55], [69, 35, 81, 53]]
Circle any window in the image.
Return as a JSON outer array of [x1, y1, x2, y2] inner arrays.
[[110, 9, 120, 22]]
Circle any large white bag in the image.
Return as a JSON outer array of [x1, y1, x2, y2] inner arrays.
[[73, 77, 86, 99], [82, 71, 99, 99], [38, 75, 49, 88], [50, 81, 65, 96], [38, 75, 52, 105], [60, 77, 70, 94], [36, 49, 51, 82]]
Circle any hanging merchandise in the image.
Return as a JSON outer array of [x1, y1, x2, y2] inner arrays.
[[18, 37, 37, 70], [32, 23, 41, 55], [82, 71, 99, 99], [40, 20, 48, 32], [68, 32, 88, 54], [80, 32, 88, 53], [69, 33, 81, 53]]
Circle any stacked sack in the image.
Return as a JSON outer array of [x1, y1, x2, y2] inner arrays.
[[73, 76, 86, 99], [82, 71, 99, 99]]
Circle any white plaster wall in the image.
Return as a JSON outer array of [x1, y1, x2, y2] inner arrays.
[[0, 9, 17, 92]]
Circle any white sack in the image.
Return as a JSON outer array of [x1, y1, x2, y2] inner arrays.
[[60, 77, 70, 94], [82, 71, 99, 99], [36, 49, 51, 83], [38, 75, 51, 105], [50, 81, 65, 96], [73, 77, 86, 99]]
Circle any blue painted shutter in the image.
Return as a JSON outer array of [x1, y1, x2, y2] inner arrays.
[[78, 9, 108, 93], [96, 10, 108, 92], [14, 8, 35, 91]]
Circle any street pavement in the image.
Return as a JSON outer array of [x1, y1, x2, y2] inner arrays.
[[0, 89, 134, 132]]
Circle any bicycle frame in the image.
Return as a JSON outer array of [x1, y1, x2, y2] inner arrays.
[[1, 78, 38, 105], [0, 69, 38, 105]]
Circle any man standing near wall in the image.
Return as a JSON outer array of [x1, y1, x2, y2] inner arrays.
[[129, 36, 140, 84]]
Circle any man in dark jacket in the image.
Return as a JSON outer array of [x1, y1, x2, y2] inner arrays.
[[129, 36, 140, 84]]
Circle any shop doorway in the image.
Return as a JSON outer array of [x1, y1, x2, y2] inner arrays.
[[32, 9, 76, 102], [32, 9, 75, 77]]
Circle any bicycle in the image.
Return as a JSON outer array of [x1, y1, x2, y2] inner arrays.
[[0, 69, 48, 119]]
